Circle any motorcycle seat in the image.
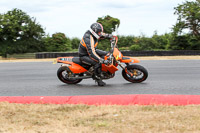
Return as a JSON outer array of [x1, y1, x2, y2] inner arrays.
[[72, 57, 82, 65], [72, 57, 91, 70]]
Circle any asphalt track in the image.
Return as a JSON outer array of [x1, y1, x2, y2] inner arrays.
[[0, 60, 200, 96]]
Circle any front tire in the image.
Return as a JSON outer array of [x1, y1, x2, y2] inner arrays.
[[122, 64, 148, 83], [57, 66, 82, 84]]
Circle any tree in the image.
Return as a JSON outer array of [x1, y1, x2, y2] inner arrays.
[[170, 35, 190, 50], [151, 31, 173, 50], [97, 15, 120, 34], [71, 37, 80, 49], [169, 34, 200, 50], [117, 35, 135, 48], [131, 36, 155, 51], [43, 32, 71, 52], [0, 8, 45, 57], [173, 0, 200, 39]]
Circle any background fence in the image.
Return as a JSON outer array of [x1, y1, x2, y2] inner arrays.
[[35, 50, 200, 58]]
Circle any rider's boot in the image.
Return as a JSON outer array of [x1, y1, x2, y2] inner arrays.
[[97, 79, 106, 86], [95, 77, 106, 86], [93, 63, 106, 86], [92, 74, 106, 86], [93, 71, 106, 86], [96, 77, 106, 86]]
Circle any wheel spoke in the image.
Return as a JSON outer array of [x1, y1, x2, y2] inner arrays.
[[61, 71, 68, 79], [127, 69, 144, 80]]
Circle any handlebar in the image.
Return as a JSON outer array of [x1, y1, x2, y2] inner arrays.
[[110, 36, 118, 45]]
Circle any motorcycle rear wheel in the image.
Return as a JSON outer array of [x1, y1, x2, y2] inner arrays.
[[122, 64, 148, 83], [57, 66, 82, 84]]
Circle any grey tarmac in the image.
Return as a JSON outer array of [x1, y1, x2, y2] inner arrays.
[[0, 60, 200, 96]]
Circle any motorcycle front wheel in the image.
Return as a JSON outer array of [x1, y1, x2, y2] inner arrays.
[[122, 64, 148, 83], [57, 66, 82, 84]]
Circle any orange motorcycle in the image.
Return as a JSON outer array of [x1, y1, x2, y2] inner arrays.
[[55, 36, 148, 84]]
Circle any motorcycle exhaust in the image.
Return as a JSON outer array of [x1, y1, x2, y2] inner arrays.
[[68, 76, 92, 80]]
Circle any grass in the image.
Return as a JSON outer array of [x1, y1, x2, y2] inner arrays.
[[1, 103, 200, 133]]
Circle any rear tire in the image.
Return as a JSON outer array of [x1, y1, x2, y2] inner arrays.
[[122, 64, 148, 83], [57, 66, 82, 84]]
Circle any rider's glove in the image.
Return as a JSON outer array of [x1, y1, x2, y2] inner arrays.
[[104, 34, 113, 39], [99, 58, 110, 65], [103, 60, 110, 65], [105, 34, 113, 39], [99, 58, 104, 64], [100, 33, 113, 39]]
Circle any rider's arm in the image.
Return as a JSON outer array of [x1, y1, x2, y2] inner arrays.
[[84, 35, 102, 62], [100, 33, 113, 39]]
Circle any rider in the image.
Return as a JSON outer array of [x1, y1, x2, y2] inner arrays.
[[78, 22, 113, 86]]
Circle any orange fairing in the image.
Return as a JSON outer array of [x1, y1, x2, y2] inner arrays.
[[121, 56, 140, 64], [57, 57, 87, 73], [68, 63, 87, 73], [102, 64, 118, 74], [113, 48, 123, 61]]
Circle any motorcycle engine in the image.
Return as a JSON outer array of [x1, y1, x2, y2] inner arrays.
[[101, 71, 115, 79], [85, 66, 115, 79]]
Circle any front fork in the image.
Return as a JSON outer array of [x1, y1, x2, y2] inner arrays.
[[117, 62, 134, 77]]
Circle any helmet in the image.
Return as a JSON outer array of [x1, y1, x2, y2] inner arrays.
[[89, 23, 104, 39]]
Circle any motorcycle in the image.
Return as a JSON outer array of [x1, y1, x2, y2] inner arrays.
[[55, 36, 148, 84]]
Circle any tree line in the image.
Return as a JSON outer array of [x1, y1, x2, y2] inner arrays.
[[0, 0, 199, 57]]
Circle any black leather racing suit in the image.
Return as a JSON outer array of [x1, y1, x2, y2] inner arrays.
[[78, 30, 110, 77]]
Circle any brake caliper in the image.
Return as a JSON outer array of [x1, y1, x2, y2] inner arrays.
[[125, 68, 134, 77]]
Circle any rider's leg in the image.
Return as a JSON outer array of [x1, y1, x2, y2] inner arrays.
[[96, 49, 108, 58], [80, 56, 106, 86], [93, 63, 106, 86]]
